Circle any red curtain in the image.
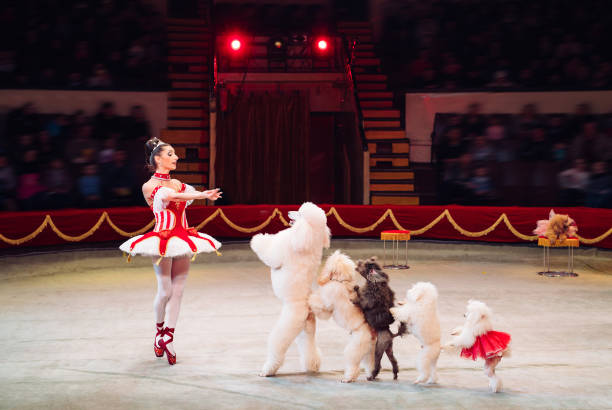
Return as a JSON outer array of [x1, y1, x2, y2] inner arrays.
[[216, 91, 310, 204]]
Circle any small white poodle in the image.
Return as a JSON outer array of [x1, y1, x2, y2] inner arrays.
[[390, 282, 441, 384], [308, 250, 376, 383], [445, 300, 512, 393], [251, 202, 331, 377]]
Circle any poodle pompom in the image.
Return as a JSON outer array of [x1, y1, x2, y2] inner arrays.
[[318, 250, 356, 286], [408, 282, 439, 303]]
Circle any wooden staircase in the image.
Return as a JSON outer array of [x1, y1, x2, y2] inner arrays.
[[165, 17, 211, 194], [337, 22, 419, 205]]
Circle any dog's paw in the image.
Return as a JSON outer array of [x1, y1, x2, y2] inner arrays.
[[341, 378, 355, 383], [442, 342, 457, 353], [426, 376, 438, 384], [260, 362, 278, 377], [450, 326, 463, 336]]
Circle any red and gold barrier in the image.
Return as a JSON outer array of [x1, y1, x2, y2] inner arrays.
[[1, 205, 611, 249]]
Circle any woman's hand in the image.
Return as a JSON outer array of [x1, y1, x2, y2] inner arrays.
[[203, 188, 222, 201]]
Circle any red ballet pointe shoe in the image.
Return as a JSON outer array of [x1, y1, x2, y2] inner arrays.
[[154, 322, 164, 358], [160, 327, 176, 365]]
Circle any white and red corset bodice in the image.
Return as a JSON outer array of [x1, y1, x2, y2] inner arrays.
[[119, 183, 221, 258]]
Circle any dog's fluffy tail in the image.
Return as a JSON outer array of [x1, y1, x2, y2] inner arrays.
[[392, 322, 408, 338]]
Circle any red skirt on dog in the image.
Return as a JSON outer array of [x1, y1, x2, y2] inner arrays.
[[461, 331, 511, 361]]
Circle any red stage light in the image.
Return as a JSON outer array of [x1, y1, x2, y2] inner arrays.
[[317, 39, 328, 51], [230, 39, 242, 51]]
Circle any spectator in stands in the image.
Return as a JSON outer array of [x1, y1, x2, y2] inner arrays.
[[93, 102, 121, 140], [15, 133, 35, 165], [515, 104, 541, 139], [462, 103, 486, 137], [468, 165, 495, 204], [567, 103, 594, 138], [124, 105, 151, 143], [16, 149, 46, 210], [98, 137, 117, 166], [441, 153, 474, 204], [44, 158, 73, 209], [66, 124, 98, 166], [87, 64, 113, 89], [7, 103, 40, 136], [0, 153, 17, 211], [37, 130, 59, 165], [558, 158, 590, 206], [519, 127, 550, 162], [547, 115, 570, 144], [437, 127, 466, 167], [551, 142, 568, 163], [0, 51, 16, 87], [485, 116, 506, 143], [102, 149, 135, 206], [570, 121, 612, 164], [486, 70, 514, 88], [585, 161, 612, 208], [470, 135, 494, 162], [77, 163, 102, 208]]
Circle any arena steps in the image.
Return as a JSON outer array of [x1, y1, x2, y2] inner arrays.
[[169, 41, 210, 49], [171, 81, 207, 89], [367, 139, 410, 154], [165, 17, 212, 187], [365, 129, 405, 139], [356, 82, 387, 91], [338, 21, 419, 205], [168, 100, 208, 109], [161, 129, 209, 145], [370, 193, 420, 205], [167, 119, 209, 128], [364, 119, 400, 128]]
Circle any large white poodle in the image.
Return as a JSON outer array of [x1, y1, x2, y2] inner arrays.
[[308, 250, 376, 383], [250, 202, 331, 377], [445, 300, 511, 393], [390, 282, 441, 384]]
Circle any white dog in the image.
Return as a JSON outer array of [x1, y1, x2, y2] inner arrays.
[[308, 250, 376, 383], [390, 282, 441, 384], [251, 202, 331, 377], [445, 300, 511, 393]]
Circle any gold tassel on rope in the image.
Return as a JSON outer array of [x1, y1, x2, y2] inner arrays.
[[215, 250, 222, 256], [155, 256, 163, 265], [191, 253, 197, 262]]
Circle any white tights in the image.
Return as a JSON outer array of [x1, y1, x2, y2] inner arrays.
[[153, 256, 190, 355]]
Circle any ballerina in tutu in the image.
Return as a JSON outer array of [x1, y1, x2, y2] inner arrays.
[[444, 300, 511, 392], [120, 137, 222, 365]]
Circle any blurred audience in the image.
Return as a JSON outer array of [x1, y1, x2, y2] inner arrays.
[[0, 101, 151, 210], [381, 0, 612, 91], [1, 0, 166, 90], [434, 103, 612, 207]]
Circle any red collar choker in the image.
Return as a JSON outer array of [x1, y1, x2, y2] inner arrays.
[[152, 172, 171, 180]]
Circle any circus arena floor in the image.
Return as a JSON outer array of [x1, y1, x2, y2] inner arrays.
[[1, 239, 612, 409]]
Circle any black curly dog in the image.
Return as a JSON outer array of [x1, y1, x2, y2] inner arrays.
[[353, 257, 406, 380]]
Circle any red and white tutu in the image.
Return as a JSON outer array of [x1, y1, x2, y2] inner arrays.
[[460, 330, 511, 361], [119, 184, 221, 258]]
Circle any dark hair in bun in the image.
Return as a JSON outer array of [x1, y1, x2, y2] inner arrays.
[[144, 137, 169, 172]]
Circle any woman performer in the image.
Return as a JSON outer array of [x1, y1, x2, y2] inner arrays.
[[120, 137, 222, 365]]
